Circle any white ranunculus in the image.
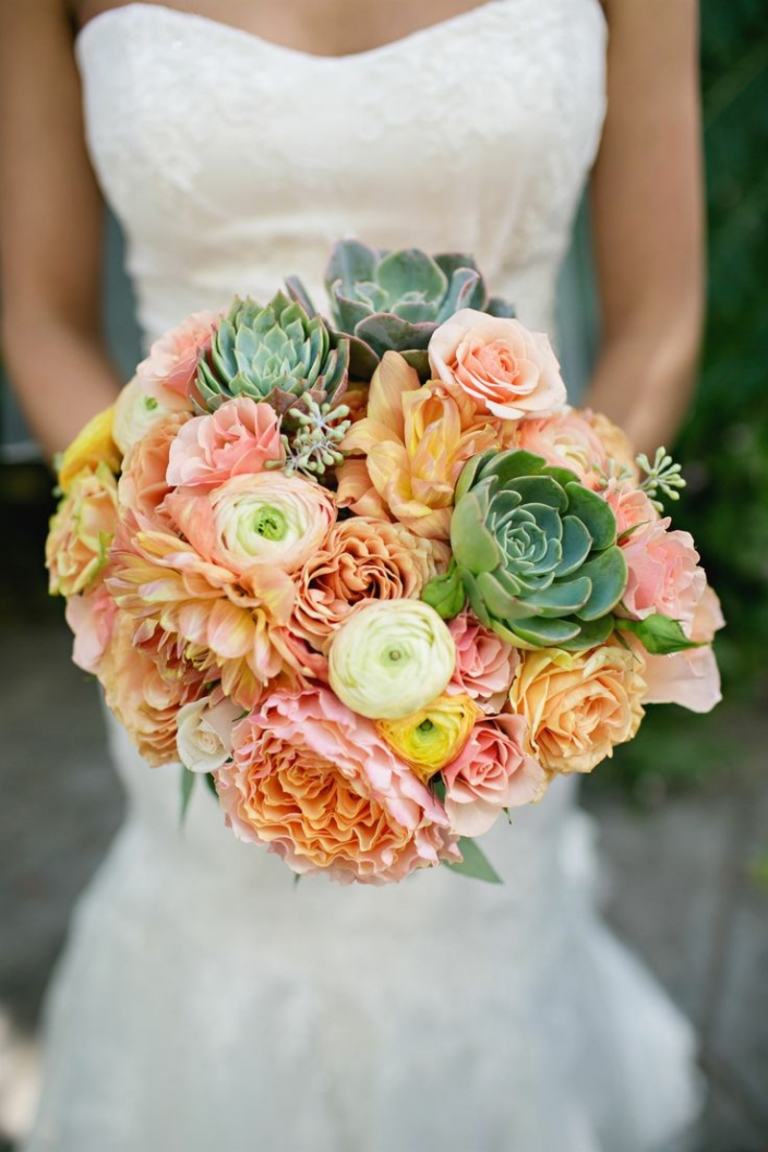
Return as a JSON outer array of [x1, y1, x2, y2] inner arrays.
[[112, 375, 181, 453], [176, 695, 242, 774], [328, 600, 456, 720]]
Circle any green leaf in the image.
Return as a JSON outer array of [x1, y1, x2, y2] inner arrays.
[[616, 613, 704, 655], [455, 451, 496, 502], [557, 614, 615, 651], [444, 838, 503, 884], [507, 615, 581, 646], [522, 575, 592, 617], [179, 766, 196, 827], [451, 492, 499, 572], [481, 449, 547, 486], [422, 563, 466, 619], [555, 515, 592, 577], [505, 475, 568, 511], [204, 772, 218, 799]]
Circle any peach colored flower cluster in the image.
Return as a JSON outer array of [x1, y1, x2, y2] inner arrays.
[[46, 254, 722, 885]]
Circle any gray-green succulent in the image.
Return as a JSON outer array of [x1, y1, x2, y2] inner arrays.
[[195, 292, 349, 415], [289, 240, 514, 379], [423, 450, 629, 649]]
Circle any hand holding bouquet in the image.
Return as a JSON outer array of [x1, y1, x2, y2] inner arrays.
[[47, 241, 723, 884]]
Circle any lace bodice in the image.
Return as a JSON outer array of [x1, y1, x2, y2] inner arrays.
[[76, 0, 607, 346]]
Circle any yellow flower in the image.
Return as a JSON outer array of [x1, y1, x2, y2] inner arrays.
[[58, 406, 121, 493], [508, 642, 646, 775], [376, 693, 481, 782]]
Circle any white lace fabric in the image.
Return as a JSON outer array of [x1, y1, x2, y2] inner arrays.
[[26, 4, 700, 1148]]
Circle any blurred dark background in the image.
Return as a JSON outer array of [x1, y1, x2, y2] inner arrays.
[[1, 2, 767, 1148]]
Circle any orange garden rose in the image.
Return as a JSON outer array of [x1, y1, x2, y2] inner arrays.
[[46, 463, 119, 598], [219, 687, 458, 883], [508, 643, 646, 775], [586, 410, 640, 479], [338, 351, 499, 539], [118, 411, 190, 524], [291, 516, 447, 650]]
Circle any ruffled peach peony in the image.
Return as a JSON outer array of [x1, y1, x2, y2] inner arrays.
[[65, 583, 117, 673], [166, 398, 282, 488], [603, 478, 659, 537], [586, 411, 639, 479], [291, 517, 446, 650], [218, 686, 459, 883], [107, 525, 292, 710], [620, 518, 706, 628], [641, 585, 724, 714], [443, 714, 548, 836], [429, 309, 566, 421], [509, 643, 646, 774], [338, 351, 498, 539], [447, 611, 519, 712], [137, 310, 220, 401], [512, 409, 609, 489], [97, 611, 208, 766], [46, 463, 119, 597], [164, 473, 335, 606], [119, 411, 190, 524]]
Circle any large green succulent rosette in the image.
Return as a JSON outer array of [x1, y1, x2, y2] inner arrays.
[[289, 240, 515, 380], [195, 291, 349, 416], [424, 449, 628, 650]]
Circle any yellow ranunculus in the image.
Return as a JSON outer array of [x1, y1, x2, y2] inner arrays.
[[376, 693, 481, 782], [58, 406, 121, 493]]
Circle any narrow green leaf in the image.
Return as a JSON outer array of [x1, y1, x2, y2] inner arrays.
[[204, 772, 218, 799], [444, 837, 503, 884], [179, 766, 196, 828], [616, 613, 704, 655]]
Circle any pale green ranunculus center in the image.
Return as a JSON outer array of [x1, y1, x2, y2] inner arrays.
[[220, 495, 306, 561]]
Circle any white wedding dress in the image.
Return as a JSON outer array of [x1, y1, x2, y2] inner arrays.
[[26, 3, 701, 1149]]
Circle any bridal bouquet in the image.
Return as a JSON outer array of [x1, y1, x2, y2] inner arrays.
[[47, 241, 723, 884]]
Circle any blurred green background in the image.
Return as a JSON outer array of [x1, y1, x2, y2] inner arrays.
[[1, 0, 766, 796]]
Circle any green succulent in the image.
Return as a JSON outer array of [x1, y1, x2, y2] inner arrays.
[[289, 240, 514, 379], [195, 292, 349, 415], [423, 450, 628, 649]]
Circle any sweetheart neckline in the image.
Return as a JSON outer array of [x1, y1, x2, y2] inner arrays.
[[75, 0, 511, 65]]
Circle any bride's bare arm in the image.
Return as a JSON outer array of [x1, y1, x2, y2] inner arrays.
[[586, 0, 703, 456], [0, 0, 121, 459]]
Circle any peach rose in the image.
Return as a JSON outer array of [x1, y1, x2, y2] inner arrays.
[[509, 643, 646, 774], [620, 518, 706, 627], [137, 309, 220, 401], [166, 398, 283, 489], [512, 409, 609, 489], [218, 687, 459, 883], [98, 611, 207, 766], [338, 351, 498, 539], [641, 585, 724, 714], [447, 611, 519, 712], [291, 516, 445, 650], [119, 411, 190, 524], [603, 478, 659, 537], [429, 309, 566, 421], [443, 714, 548, 836], [46, 463, 119, 597]]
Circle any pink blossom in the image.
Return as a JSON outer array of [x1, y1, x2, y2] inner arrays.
[[603, 478, 659, 537], [137, 310, 220, 402], [166, 398, 283, 489], [512, 409, 609, 489], [442, 714, 548, 836], [65, 584, 117, 673], [218, 686, 459, 883], [447, 611, 519, 712], [642, 585, 724, 714], [620, 517, 706, 627]]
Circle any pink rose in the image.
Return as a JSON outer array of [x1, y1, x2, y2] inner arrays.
[[442, 715, 548, 836], [642, 585, 724, 714], [429, 309, 566, 421], [166, 398, 283, 489], [621, 518, 706, 627], [137, 310, 220, 402], [512, 409, 609, 489], [603, 478, 659, 537], [65, 583, 117, 673], [218, 686, 459, 883], [447, 611, 519, 712]]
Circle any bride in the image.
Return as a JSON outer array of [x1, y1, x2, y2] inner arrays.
[[0, 1, 704, 1149]]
